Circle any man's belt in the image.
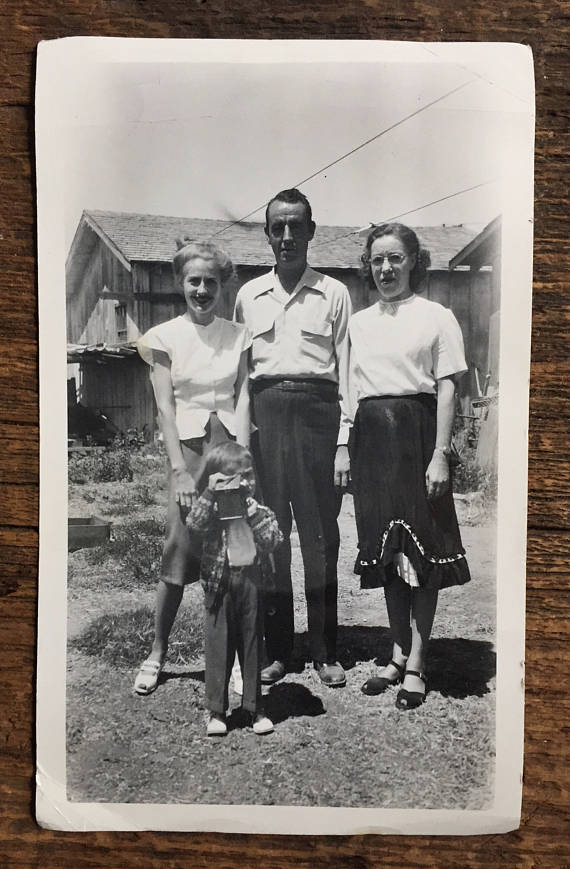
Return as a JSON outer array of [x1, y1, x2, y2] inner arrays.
[[251, 377, 338, 394]]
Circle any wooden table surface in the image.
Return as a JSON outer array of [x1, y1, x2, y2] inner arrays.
[[1, 2, 568, 866]]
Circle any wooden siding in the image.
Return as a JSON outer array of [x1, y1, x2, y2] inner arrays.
[[487, 247, 501, 388], [66, 238, 102, 342], [101, 241, 131, 296], [468, 269, 494, 377], [66, 234, 132, 344], [79, 356, 155, 435], [425, 268, 494, 412]]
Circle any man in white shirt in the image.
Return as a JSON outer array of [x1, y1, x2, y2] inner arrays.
[[234, 188, 351, 687]]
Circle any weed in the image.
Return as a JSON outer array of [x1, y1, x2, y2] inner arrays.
[[453, 457, 485, 494], [83, 518, 165, 584], [113, 518, 165, 579], [132, 482, 156, 507], [69, 449, 133, 484], [94, 483, 158, 516], [70, 603, 204, 668], [451, 428, 497, 501], [83, 545, 111, 567], [131, 450, 168, 479], [453, 455, 497, 505]]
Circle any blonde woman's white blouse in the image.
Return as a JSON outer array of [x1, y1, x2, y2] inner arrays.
[[346, 295, 467, 414], [138, 315, 251, 440]]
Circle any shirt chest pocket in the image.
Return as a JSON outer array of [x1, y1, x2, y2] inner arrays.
[[299, 318, 333, 365], [250, 310, 277, 340]]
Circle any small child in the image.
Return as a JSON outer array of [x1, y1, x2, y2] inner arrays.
[[186, 442, 283, 736]]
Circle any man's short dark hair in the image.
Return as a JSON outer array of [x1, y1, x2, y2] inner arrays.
[[264, 188, 313, 230]]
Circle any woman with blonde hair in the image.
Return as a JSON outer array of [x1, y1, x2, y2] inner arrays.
[[134, 238, 251, 695]]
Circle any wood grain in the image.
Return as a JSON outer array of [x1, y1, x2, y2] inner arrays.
[[0, 0, 568, 865]]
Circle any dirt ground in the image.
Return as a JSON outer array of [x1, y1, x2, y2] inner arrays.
[[67, 480, 496, 809]]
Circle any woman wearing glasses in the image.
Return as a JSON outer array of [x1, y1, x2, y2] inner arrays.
[[346, 223, 471, 709]]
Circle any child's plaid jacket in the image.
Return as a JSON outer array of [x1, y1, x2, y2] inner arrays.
[[186, 488, 283, 608]]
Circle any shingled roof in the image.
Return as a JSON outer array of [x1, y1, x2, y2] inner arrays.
[[74, 209, 479, 272]]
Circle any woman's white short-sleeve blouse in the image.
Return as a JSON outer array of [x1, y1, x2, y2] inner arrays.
[[137, 315, 251, 440], [347, 295, 467, 406]]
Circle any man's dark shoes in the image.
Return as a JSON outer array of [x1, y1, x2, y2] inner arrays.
[[361, 659, 405, 695], [261, 660, 287, 685], [314, 660, 346, 688]]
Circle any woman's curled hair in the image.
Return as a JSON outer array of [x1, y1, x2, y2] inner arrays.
[[360, 222, 431, 293], [172, 237, 235, 284]]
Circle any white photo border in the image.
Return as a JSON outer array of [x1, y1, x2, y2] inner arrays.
[[36, 37, 534, 834]]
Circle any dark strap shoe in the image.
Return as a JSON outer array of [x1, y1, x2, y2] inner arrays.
[[361, 659, 405, 695], [395, 670, 427, 710]]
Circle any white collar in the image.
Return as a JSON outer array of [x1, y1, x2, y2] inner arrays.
[[377, 294, 415, 316], [252, 265, 327, 299]]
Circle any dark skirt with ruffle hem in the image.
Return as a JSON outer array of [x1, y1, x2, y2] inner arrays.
[[349, 394, 471, 590]]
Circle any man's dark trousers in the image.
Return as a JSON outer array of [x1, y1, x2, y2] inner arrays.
[[251, 379, 341, 665]]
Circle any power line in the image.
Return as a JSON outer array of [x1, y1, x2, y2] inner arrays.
[[419, 45, 532, 106], [309, 178, 498, 251], [213, 77, 475, 236]]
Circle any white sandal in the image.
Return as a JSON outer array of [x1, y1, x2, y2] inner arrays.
[[207, 714, 228, 736], [133, 659, 163, 695], [252, 713, 274, 735]]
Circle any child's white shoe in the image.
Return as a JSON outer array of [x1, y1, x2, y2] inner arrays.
[[230, 659, 243, 696], [252, 713, 274, 735], [207, 714, 228, 736]]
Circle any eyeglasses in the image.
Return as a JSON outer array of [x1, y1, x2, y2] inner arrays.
[[370, 252, 406, 267]]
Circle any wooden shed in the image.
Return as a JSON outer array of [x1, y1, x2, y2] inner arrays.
[[449, 216, 501, 392], [449, 216, 501, 469], [66, 209, 490, 436]]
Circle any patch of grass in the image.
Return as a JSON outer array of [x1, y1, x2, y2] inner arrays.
[[453, 460, 497, 526], [95, 482, 158, 515], [453, 457, 484, 494], [132, 482, 157, 506], [451, 427, 498, 523], [70, 603, 204, 668], [111, 519, 165, 581], [83, 545, 111, 567], [84, 518, 166, 585], [131, 450, 168, 479], [69, 449, 133, 484]]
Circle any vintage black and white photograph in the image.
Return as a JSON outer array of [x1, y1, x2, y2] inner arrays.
[[36, 38, 534, 834]]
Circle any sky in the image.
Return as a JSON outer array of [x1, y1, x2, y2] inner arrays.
[[61, 46, 533, 251]]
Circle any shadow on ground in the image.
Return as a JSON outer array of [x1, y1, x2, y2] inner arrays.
[[132, 627, 495, 702], [162, 670, 325, 725], [264, 682, 325, 723], [223, 682, 325, 729], [427, 637, 496, 699], [161, 668, 205, 685], [288, 624, 389, 671], [291, 625, 495, 700]]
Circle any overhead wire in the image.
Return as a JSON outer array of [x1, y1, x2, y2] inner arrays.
[[309, 178, 498, 251], [213, 76, 476, 236], [419, 45, 532, 106]]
